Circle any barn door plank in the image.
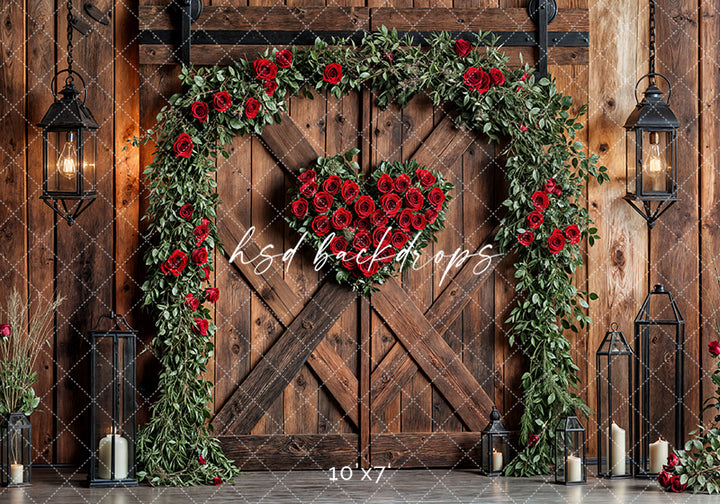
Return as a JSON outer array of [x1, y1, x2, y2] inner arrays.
[[260, 112, 319, 176]]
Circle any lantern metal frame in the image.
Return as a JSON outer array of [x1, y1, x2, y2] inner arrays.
[[632, 284, 684, 478], [480, 406, 509, 476], [554, 415, 587, 485], [88, 313, 138, 487], [595, 322, 633, 479], [1, 413, 32, 487]]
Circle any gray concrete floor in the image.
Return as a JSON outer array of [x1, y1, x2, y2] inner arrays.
[[0, 468, 716, 503]]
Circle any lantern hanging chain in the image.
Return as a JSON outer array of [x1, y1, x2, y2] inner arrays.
[[649, 0, 656, 84], [66, 0, 74, 83]]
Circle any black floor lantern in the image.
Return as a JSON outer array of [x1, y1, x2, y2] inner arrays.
[[596, 323, 633, 479], [480, 406, 509, 476], [632, 284, 684, 478], [88, 313, 138, 487], [555, 416, 586, 485], [1, 413, 32, 487]]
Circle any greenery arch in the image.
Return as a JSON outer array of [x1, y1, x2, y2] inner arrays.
[[136, 27, 608, 485]]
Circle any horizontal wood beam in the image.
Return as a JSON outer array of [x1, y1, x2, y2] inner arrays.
[[370, 432, 483, 469]]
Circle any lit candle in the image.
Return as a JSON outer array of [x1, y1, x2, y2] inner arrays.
[[648, 438, 668, 474], [605, 422, 626, 476], [10, 463, 23, 484], [98, 432, 128, 479], [566, 455, 582, 482], [492, 448, 503, 471]]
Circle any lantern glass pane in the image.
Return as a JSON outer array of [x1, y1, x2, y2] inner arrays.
[[492, 436, 506, 472], [641, 130, 672, 194], [626, 130, 637, 195], [2, 414, 31, 486], [598, 354, 631, 476], [82, 130, 96, 193], [50, 131, 79, 193], [93, 336, 115, 479]]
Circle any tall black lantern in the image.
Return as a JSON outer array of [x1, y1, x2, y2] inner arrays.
[[88, 313, 137, 487], [596, 323, 633, 479], [632, 284, 684, 478], [623, 0, 679, 228], [37, 0, 98, 226], [1, 414, 31, 487], [555, 416, 586, 485], [480, 406, 509, 476]]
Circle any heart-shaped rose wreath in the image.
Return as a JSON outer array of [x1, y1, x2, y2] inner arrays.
[[287, 150, 453, 295]]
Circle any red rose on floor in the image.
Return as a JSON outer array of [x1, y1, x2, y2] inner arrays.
[[405, 187, 424, 210], [518, 231, 535, 246], [313, 192, 333, 213], [194, 224, 210, 246], [397, 209, 413, 231], [201, 266, 211, 282], [330, 236, 347, 255], [299, 170, 316, 184], [463, 67, 486, 89], [263, 80, 278, 96], [531, 190, 549, 210], [341, 180, 360, 204], [489, 68, 505, 86], [709, 340, 720, 356], [543, 177, 558, 194], [291, 198, 308, 219], [244, 97, 261, 119], [193, 318, 209, 336], [0, 324, 10, 337], [173, 133, 193, 158], [382, 52, 394, 63], [311, 215, 330, 236], [300, 180, 318, 198], [353, 231, 372, 252], [415, 168, 436, 188], [213, 476, 222, 486], [322, 175, 342, 195], [355, 195, 375, 219], [394, 174, 411, 193], [391, 231, 409, 249], [355, 218, 371, 232], [527, 210, 544, 229], [198, 456, 206, 465], [179, 204, 193, 220], [213, 91, 232, 112], [370, 210, 389, 228], [564, 224, 581, 245], [161, 250, 188, 276], [670, 476, 686, 493], [658, 471, 671, 488], [378, 248, 395, 264], [548, 229, 566, 254], [666, 453, 680, 468], [205, 287, 220, 304], [341, 251, 357, 270], [455, 39, 472, 57], [373, 227, 390, 247], [377, 173, 394, 194], [253, 58, 277, 80], [424, 207, 438, 225], [528, 434, 539, 447], [412, 213, 427, 230], [275, 49, 293, 68], [331, 208, 352, 229], [191, 101, 209, 123], [192, 247, 208, 265], [185, 294, 199, 311], [380, 193, 402, 217], [358, 256, 379, 277], [323, 63, 343, 84], [428, 187, 446, 208]]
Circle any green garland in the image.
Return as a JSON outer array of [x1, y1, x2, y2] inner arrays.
[[136, 27, 608, 485]]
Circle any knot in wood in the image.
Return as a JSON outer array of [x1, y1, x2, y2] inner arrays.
[[302, 320, 314, 330]]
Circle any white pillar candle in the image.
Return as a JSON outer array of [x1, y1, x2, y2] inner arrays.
[[566, 455, 582, 482], [10, 463, 23, 484], [648, 438, 668, 474], [605, 422, 626, 476], [98, 434, 128, 479], [492, 449, 503, 471]]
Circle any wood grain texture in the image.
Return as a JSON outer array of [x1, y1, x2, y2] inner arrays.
[[371, 432, 482, 468]]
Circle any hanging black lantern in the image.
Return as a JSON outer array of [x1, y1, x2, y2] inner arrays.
[[480, 406, 509, 476], [1, 413, 32, 487], [632, 284, 684, 478], [37, 0, 98, 226], [595, 323, 632, 479], [88, 313, 138, 487], [554, 416, 586, 485], [623, 0, 679, 228]]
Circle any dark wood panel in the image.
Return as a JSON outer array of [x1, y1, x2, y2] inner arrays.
[[371, 432, 482, 468]]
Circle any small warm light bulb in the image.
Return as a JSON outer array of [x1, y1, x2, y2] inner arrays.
[[58, 132, 77, 179], [644, 132, 665, 191]]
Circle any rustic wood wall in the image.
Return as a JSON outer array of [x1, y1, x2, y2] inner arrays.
[[0, 0, 711, 466]]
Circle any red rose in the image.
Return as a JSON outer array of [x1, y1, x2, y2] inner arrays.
[[427, 187, 446, 208], [358, 256, 379, 277], [377, 173, 394, 194], [373, 227, 390, 247], [179, 204, 193, 220], [378, 248, 396, 264], [161, 250, 188, 277], [415, 168, 436, 188], [564, 224, 581, 245], [666, 453, 680, 469], [354, 218, 371, 232], [382, 52, 393, 62], [341, 180, 360, 204], [198, 456, 206, 465], [0, 323, 10, 337], [173, 133, 193, 158], [463, 67, 484, 89], [212, 91, 232, 112], [521, 72, 530, 81], [313, 191, 333, 213], [454, 38, 472, 57], [531, 190, 549, 211], [205, 287, 220, 303], [424, 207, 438, 225], [191, 101, 209, 123], [263, 80, 278, 96], [527, 210, 544, 229], [298, 170, 316, 184], [192, 247, 208, 265], [354, 195, 375, 219], [552, 186, 562, 198], [323, 63, 343, 85], [391, 231, 409, 249], [370, 210, 389, 228], [194, 224, 209, 245], [411, 213, 427, 230], [353, 231, 372, 251], [489, 68, 505, 86], [520, 124, 528, 132], [341, 251, 357, 270], [275, 49, 293, 68], [213, 476, 222, 486], [331, 208, 352, 229], [322, 175, 342, 195], [542, 177, 558, 194], [709, 340, 720, 356], [394, 174, 411, 193], [244, 98, 261, 119], [548, 229, 566, 254], [201, 266, 211, 282], [405, 187, 424, 210], [528, 434, 539, 447], [253, 58, 277, 80], [380, 193, 402, 217], [330, 236, 347, 255], [397, 209, 413, 231], [658, 471, 671, 488], [311, 215, 330, 236], [185, 293, 200, 311], [518, 231, 534, 246], [291, 198, 308, 218], [300, 180, 318, 198], [193, 318, 209, 336], [670, 476, 686, 493], [201, 217, 210, 226]]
